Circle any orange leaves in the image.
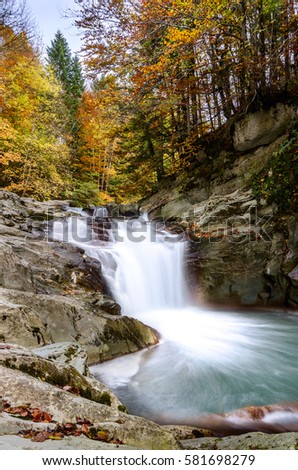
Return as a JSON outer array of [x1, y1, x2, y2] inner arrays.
[[3, 402, 53, 423], [3, 401, 123, 444]]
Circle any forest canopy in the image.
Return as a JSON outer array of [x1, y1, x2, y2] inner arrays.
[[0, 0, 297, 204]]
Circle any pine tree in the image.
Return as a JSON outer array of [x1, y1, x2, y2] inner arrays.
[[68, 55, 85, 133], [46, 30, 72, 90], [46, 30, 85, 164]]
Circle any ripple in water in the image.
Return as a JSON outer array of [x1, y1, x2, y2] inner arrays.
[[52, 215, 298, 428], [91, 307, 298, 423]]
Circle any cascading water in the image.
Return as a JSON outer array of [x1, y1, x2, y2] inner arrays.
[[52, 212, 298, 431], [92, 218, 187, 315]]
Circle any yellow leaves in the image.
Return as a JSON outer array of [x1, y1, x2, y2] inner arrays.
[[0, 152, 22, 165]]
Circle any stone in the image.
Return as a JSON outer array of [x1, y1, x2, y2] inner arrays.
[[233, 103, 297, 152], [119, 203, 140, 218], [162, 425, 214, 440], [92, 294, 121, 316], [32, 342, 89, 376], [0, 288, 160, 364], [181, 432, 298, 450], [0, 365, 180, 449], [0, 434, 138, 450]]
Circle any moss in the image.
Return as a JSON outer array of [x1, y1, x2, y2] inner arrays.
[[118, 404, 128, 413], [2, 356, 111, 405], [98, 391, 111, 406], [251, 129, 298, 214], [64, 346, 78, 360]]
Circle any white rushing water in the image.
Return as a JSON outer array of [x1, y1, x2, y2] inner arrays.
[[52, 213, 298, 427]]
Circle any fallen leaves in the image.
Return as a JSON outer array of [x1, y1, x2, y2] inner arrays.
[[2, 401, 123, 445], [62, 385, 81, 395], [18, 429, 64, 442], [18, 419, 118, 444], [3, 402, 53, 423]]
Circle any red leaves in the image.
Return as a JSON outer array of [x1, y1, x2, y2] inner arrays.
[[3, 401, 123, 445], [31, 408, 53, 423], [76, 417, 93, 426], [18, 421, 114, 444], [18, 429, 64, 442], [3, 402, 53, 423], [62, 385, 81, 395]]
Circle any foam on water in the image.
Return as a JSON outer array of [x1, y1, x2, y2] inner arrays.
[[52, 214, 298, 426]]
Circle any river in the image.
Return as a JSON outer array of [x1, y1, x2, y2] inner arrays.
[[53, 213, 298, 429]]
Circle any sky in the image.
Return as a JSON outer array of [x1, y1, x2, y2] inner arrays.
[[26, 0, 83, 55]]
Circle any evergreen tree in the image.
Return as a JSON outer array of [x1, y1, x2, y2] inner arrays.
[[46, 30, 85, 166], [68, 55, 85, 133], [46, 30, 72, 90]]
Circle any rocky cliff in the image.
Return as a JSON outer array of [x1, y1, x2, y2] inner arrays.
[[141, 103, 298, 310], [0, 191, 159, 362], [1, 103, 298, 450], [0, 191, 181, 449]]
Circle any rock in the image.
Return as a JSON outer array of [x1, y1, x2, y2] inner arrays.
[[0, 298, 51, 347], [193, 238, 272, 306], [119, 203, 140, 218], [0, 434, 138, 450], [86, 316, 160, 364], [105, 203, 140, 218], [162, 425, 214, 440], [0, 344, 119, 407], [288, 265, 298, 305], [181, 432, 298, 450], [233, 103, 297, 152], [32, 342, 89, 376], [161, 198, 193, 221], [0, 289, 160, 363], [92, 294, 121, 316], [0, 364, 180, 449]]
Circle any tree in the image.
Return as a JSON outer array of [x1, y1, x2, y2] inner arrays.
[[73, 0, 297, 177], [46, 30, 73, 87], [46, 30, 85, 161], [0, 25, 72, 199]]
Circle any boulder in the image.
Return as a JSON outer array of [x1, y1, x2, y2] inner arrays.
[[0, 344, 119, 407], [0, 362, 180, 449], [119, 203, 140, 218], [32, 342, 89, 377], [0, 288, 160, 363], [233, 103, 297, 152]]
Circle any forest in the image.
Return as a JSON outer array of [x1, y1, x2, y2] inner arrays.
[[0, 0, 297, 205]]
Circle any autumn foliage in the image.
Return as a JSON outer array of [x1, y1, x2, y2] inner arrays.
[[0, 0, 297, 203]]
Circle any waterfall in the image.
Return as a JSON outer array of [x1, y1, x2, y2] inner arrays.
[[52, 212, 298, 429], [93, 206, 109, 218], [91, 218, 187, 315], [52, 214, 188, 315]]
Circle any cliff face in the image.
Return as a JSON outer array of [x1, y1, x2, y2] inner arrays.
[[141, 103, 298, 310], [0, 191, 159, 362]]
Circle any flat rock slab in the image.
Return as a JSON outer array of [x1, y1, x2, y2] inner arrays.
[[0, 365, 180, 450], [181, 432, 298, 450], [0, 434, 137, 450]]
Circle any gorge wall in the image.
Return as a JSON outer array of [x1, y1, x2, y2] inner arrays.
[[141, 103, 298, 310]]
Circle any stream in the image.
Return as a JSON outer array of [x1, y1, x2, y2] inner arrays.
[[53, 213, 298, 428]]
